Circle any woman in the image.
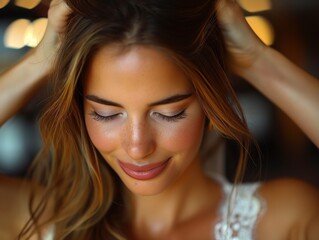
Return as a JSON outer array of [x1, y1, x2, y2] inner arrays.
[[0, 0, 318, 239]]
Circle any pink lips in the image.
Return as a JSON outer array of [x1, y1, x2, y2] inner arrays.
[[118, 158, 170, 180]]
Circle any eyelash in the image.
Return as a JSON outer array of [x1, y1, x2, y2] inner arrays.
[[90, 112, 120, 122], [89, 110, 187, 123], [153, 110, 187, 122]]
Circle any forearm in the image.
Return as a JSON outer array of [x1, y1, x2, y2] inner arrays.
[[239, 47, 319, 147], [0, 22, 60, 126], [0, 47, 52, 126]]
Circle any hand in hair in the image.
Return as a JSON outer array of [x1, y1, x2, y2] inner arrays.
[[0, 0, 71, 125], [216, 0, 319, 148], [215, 0, 266, 73], [48, 0, 70, 34], [36, 0, 71, 62]]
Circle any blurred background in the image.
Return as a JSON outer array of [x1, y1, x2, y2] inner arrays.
[[0, 0, 318, 186]]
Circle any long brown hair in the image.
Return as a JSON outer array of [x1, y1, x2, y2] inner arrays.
[[20, 0, 251, 239]]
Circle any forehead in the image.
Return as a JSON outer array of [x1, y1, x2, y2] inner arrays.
[[83, 44, 193, 101]]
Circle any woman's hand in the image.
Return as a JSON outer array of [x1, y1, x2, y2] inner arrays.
[[0, 0, 71, 125], [216, 0, 267, 74], [34, 0, 71, 64], [216, 0, 319, 148], [48, 0, 70, 34]]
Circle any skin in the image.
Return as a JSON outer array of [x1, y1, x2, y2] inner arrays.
[[83, 44, 221, 238], [83, 45, 206, 196]]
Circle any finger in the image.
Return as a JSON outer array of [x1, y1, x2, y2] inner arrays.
[[48, 0, 71, 33]]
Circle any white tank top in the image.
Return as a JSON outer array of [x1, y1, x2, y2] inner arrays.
[[213, 175, 264, 240]]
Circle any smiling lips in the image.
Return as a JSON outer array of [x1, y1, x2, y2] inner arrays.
[[118, 158, 170, 180]]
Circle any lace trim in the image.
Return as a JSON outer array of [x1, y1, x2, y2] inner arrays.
[[43, 225, 55, 240], [214, 182, 263, 240]]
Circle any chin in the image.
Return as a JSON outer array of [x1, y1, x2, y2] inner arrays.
[[122, 177, 172, 196]]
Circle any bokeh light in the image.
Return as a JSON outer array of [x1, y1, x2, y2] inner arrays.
[[14, 0, 41, 9], [246, 16, 274, 45], [238, 0, 272, 13], [4, 18, 47, 49], [25, 18, 48, 47], [4, 19, 30, 49], [0, 0, 10, 9]]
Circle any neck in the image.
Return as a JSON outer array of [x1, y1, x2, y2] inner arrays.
[[125, 156, 221, 239]]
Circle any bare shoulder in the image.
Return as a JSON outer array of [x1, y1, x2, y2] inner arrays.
[[255, 178, 319, 240], [0, 175, 53, 239]]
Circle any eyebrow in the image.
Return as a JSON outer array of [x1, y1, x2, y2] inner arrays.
[[85, 93, 193, 107]]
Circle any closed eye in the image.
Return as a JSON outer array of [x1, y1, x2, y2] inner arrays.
[[89, 111, 121, 122], [152, 109, 187, 122]]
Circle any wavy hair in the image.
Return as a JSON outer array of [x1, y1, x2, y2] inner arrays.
[[20, 0, 251, 239]]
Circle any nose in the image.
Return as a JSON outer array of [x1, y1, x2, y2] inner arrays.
[[123, 117, 156, 160]]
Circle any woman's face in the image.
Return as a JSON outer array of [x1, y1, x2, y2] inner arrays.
[[83, 44, 206, 196]]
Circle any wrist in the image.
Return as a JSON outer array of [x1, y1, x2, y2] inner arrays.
[[26, 29, 59, 83], [32, 25, 59, 69], [235, 44, 272, 85]]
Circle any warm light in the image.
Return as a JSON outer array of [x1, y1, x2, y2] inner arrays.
[[0, 0, 10, 9], [238, 0, 272, 13], [25, 18, 48, 47], [246, 16, 274, 46], [14, 0, 41, 9], [4, 19, 30, 49], [4, 18, 48, 49]]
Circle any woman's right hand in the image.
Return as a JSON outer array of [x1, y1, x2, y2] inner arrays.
[[0, 0, 71, 125], [216, 0, 267, 75], [48, 0, 70, 34], [34, 0, 71, 64]]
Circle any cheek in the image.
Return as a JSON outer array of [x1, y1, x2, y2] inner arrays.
[[161, 112, 205, 153], [85, 117, 118, 154]]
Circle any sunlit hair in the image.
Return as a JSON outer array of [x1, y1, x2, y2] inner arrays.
[[20, 0, 251, 239]]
